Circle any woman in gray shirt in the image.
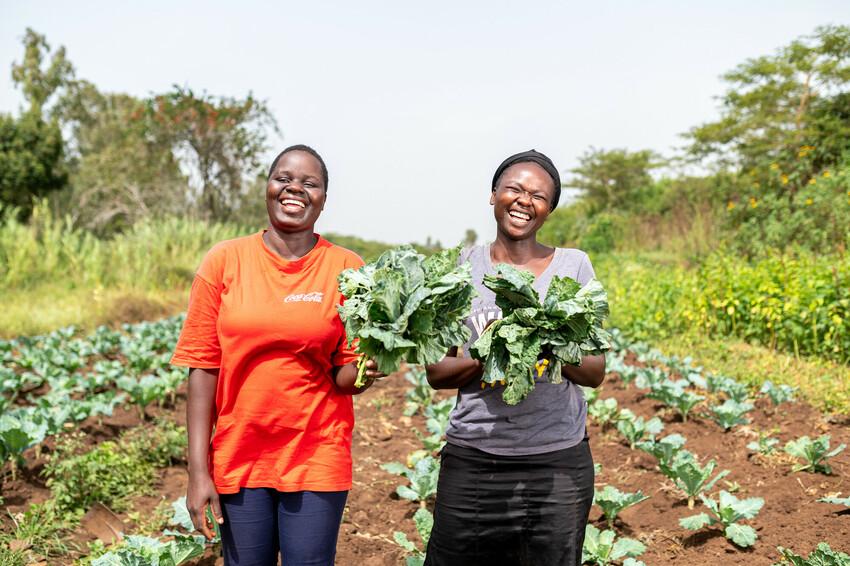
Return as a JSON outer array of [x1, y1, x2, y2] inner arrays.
[[424, 150, 605, 566]]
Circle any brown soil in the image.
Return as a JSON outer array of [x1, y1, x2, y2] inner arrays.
[[586, 372, 850, 565], [2, 369, 849, 565]]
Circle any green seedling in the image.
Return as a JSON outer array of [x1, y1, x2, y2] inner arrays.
[[0, 413, 48, 480], [774, 542, 850, 565], [403, 365, 435, 416], [616, 409, 664, 448], [581, 524, 646, 566], [709, 399, 754, 431], [91, 534, 205, 566], [760, 380, 797, 405], [393, 507, 433, 566], [637, 433, 688, 475], [647, 380, 704, 422], [679, 490, 764, 548], [589, 398, 620, 428], [784, 435, 846, 474], [818, 495, 850, 508], [633, 366, 666, 390], [116, 374, 166, 419], [581, 385, 601, 404], [668, 454, 730, 509], [593, 485, 649, 529], [747, 433, 779, 455], [381, 455, 440, 507]]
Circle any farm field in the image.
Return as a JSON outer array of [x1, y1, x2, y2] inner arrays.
[[3, 16, 850, 566], [1, 320, 848, 565]]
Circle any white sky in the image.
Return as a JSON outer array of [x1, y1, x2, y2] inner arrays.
[[2, 1, 848, 245]]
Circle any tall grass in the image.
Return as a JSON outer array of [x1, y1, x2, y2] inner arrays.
[[0, 204, 249, 291], [0, 204, 398, 336]]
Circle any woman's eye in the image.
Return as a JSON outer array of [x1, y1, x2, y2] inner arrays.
[[506, 187, 519, 193], [533, 195, 547, 202]]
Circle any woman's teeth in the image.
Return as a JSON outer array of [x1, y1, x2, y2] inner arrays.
[[280, 198, 306, 208], [509, 210, 531, 221]]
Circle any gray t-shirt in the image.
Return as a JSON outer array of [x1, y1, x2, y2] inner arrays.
[[446, 244, 596, 456]]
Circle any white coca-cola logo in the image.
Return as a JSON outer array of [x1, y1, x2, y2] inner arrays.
[[284, 291, 324, 303]]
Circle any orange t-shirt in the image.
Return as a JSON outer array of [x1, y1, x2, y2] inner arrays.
[[171, 231, 363, 494]]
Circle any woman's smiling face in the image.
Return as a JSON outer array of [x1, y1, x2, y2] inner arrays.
[[490, 162, 556, 240], [266, 150, 327, 233]]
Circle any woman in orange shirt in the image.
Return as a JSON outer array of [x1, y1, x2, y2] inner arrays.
[[171, 145, 382, 565]]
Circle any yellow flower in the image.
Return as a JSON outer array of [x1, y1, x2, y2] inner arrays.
[[727, 201, 736, 211], [769, 163, 779, 171], [749, 197, 758, 209], [808, 178, 817, 185], [823, 170, 831, 178], [781, 174, 789, 185], [805, 198, 813, 206], [798, 145, 815, 158]]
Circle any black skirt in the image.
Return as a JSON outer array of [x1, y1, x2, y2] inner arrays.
[[424, 439, 594, 566]]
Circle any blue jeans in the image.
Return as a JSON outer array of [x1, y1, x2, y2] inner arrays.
[[219, 488, 348, 566]]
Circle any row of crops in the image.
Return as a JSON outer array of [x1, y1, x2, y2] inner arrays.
[[0, 316, 188, 480], [0, 315, 224, 564], [379, 331, 849, 565], [2, 316, 849, 564]]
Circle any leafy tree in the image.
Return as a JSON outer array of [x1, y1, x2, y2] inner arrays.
[[11, 28, 74, 116], [567, 147, 662, 211], [683, 25, 850, 253], [55, 81, 185, 233], [145, 86, 280, 220], [0, 112, 67, 216], [1, 29, 72, 216], [687, 25, 850, 194]]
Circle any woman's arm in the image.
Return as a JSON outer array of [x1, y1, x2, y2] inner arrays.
[[425, 347, 483, 390], [186, 367, 223, 540], [562, 354, 606, 388], [333, 360, 384, 394]]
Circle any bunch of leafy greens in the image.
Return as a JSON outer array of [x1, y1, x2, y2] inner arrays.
[[338, 245, 476, 386], [470, 264, 611, 404]]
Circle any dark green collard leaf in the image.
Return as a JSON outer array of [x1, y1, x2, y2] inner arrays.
[[482, 265, 538, 310], [471, 263, 612, 404], [338, 245, 475, 385]]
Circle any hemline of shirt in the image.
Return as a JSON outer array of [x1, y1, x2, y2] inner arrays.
[[214, 479, 353, 495], [444, 434, 585, 457]]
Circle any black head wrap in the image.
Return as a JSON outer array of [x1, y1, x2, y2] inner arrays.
[[491, 149, 561, 210]]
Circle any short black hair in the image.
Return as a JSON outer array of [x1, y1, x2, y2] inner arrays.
[[267, 144, 329, 191]]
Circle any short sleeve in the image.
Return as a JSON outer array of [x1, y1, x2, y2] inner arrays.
[[331, 333, 360, 367], [575, 253, 596, 287], [331, 252, 365, 367], [171, 246, 227, 368]]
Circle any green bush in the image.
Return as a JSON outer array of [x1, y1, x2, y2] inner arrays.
[[597, 249, 850, 364], [579, 213, 622, 254], [723, 159, 850, 255], [43, 420, 186, 516]]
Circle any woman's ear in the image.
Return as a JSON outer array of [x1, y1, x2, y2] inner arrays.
[[489, 188, 496, 206]]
